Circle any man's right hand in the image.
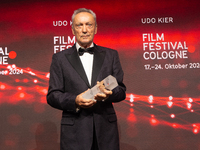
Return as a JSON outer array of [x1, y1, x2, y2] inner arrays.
[[75, 90, 97, 108]]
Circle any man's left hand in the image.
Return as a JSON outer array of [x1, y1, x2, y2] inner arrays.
[[94, 81, 112, 101]]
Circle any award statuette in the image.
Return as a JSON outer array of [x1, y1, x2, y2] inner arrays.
[[82, 75, 118, 100]]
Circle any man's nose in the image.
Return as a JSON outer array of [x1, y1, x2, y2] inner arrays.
[[82, 24, 87, 33]]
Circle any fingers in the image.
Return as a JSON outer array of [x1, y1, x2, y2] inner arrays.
[[94, 92, 110, 101], [94, 81, 113, 101], [97, 81, 112, 94], [94, 93, 106, 101], [97, 81, 104, 91], [79, 99, 96, 108], [102, 89, 113, 95], [94, 89, 112, 101], [75, 92, 96, 108], [75, 81, 113, 107]]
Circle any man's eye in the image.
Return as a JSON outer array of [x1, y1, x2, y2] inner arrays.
[[75, 24, 82, 28], [87, 24, 93, 28]]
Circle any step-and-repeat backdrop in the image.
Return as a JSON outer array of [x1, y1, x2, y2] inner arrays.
[[1, 0, 200, 149]]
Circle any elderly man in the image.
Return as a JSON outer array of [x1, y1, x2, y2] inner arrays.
[[47, 8, 126, 150]]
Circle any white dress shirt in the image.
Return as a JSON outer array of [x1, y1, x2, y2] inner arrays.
[[76, 42, 94, 85]]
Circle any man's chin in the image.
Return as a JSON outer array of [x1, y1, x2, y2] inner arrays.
[[79, 41, 92, 47]]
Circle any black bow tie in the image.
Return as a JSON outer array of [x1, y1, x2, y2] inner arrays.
[[78, 47, 94, 56]]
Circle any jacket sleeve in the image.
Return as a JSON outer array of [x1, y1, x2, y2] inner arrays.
[[46, 54, 78, 113], [106, 50, 126, 103]]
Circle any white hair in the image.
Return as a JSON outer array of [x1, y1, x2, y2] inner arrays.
[[71, 8, 97, 28]]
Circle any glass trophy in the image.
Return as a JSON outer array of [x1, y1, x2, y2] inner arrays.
[[82, 75, 118, 100]]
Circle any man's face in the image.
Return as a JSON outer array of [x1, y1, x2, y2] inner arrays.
[[72, 12, 97, 48]]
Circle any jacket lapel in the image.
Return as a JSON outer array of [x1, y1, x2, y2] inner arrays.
[[91, 45, 106, 87], [65, 45, 90, 87]]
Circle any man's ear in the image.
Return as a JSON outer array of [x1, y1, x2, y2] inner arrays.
[[95, 25, 97, 34], [72, 27, 75, 35]]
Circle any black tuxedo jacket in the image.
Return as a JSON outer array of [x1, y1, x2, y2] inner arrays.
[[47, 44, 126, 150]]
